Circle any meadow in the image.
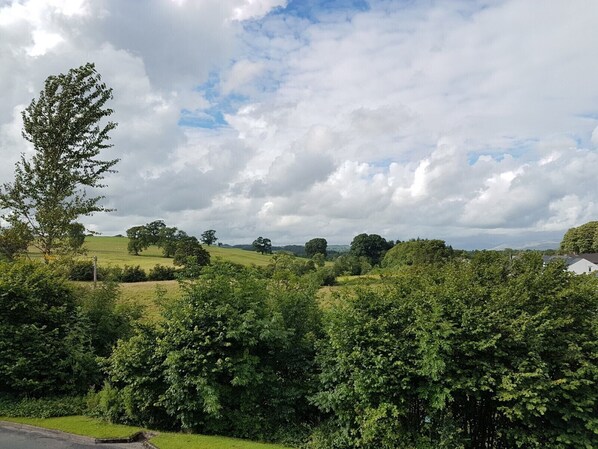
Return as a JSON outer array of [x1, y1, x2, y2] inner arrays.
[[82, 236, 275, 270]]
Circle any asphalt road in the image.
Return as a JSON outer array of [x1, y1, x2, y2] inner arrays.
[[0, 424, 146, 449]]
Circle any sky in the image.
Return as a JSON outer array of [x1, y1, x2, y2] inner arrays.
[[1, 0, 597, 249]]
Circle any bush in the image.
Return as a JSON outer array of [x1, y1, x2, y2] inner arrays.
[[148, 264, 176, 281], [121, 265, 147, 283], [0, 261, 97, 396], [312, 253, 598, 449], [0, 395, 86, 418], [68, 260, 95, 281], [100, 263, 323, 442], [76, 281, 142, 358]]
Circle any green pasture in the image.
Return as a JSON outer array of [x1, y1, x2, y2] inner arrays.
[[82, 236, 274, 270]]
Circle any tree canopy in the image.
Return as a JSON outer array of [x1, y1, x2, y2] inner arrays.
[[253, 236, 272, 254], [0, 63, 118, 257], [305, 237, 328, 258], [560, 221, 598, 254], [382, 238, 454, 268], [200, 229, 218, 246], [349, 233, 393, 266]]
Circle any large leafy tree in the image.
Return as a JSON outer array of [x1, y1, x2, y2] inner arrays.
[[305, 237, 328, 258], [0, 63, 118, 258], [253, 236, 272, 254], [349, 233, 393, 266], [560, 221, 598, 254], [200, 229, 218, 246]]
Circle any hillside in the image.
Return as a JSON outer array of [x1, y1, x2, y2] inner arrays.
[[42, 236, 276, 270]]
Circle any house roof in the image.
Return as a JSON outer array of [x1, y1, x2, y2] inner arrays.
[[579, 253, 598, 264]]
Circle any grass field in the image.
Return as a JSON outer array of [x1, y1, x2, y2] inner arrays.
[[80, 236, 275, 271]]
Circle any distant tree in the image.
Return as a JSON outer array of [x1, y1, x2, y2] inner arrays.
[[126, 225, 150, 255], [158, 226, 182, 258], [145, 220, 166, 246], [560, 221, 598, 254], [173, 236, 210, 268], [201, 229, 218, 246], [350, 233, 393, 266], [382, 238, 454, 268], [0, 63, 118, 258], [66, 222, 86, 252], [305, 237, 328, 258], [0, 222, 33, 261], [253, 236, 272, 255]]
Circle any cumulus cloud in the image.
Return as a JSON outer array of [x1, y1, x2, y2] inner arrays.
[[2, 0, 598, 248]]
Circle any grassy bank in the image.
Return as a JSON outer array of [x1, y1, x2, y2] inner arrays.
[[0, 416, 292, 449]]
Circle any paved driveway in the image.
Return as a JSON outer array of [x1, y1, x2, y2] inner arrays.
[[0, 424, 146, 449]]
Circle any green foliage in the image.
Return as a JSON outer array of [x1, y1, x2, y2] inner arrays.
[[312, 253, 598, 449], [266, 253, 316, 281], [305, 238, 328, 258], [382, 238, 455, 268], [76, 281, 142, 358], [349, 233, 393, 267], [0, 63, 118, 257], [253, 236, 273, 254], [560, 221, 598, 253], [100, 262, 322, 443], [173, 236, 210, 268], [68, 259, 96, 281], [0, 395, 86, 418], [149, 264, 177, 281], [0, 260, 97, 396], [121, 265, 148, 282], [201, 229, 218, 246], [126, 225, 150, 255], [0, 222, 33, 261], [333, 253, 371, 276]]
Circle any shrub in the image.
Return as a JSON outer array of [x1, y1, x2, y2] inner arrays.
[[312, 253, 598, 449], [76, 281, 142, 358], [148, 264, 176, 281], [0, 260, 97, 396], [121, 265, 147, 283], [0, 395, 86, 418], [101, 263, 323, 442], [68, 260, 95, 281]]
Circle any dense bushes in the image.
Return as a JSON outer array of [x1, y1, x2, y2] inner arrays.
[[2, 252, 597, 448], [67, 261, 179, 282], [310, 253, 598, 449], [93, 262, 322, 443], [0, 261, 97, 396], [0, 396, 86, 418]]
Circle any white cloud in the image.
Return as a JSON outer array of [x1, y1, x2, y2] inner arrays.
[[2, 0, 598, 248]]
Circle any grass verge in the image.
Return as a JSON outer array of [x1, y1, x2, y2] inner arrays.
[[149, 432, 292, 449], [0, 416, 143, 439], [0, 416, 294, 448]]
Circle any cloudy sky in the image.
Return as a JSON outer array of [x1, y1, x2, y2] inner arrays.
[[1, 0, 597, 249]]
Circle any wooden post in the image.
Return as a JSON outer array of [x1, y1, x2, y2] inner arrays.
[[93, 255, 97, 288]]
